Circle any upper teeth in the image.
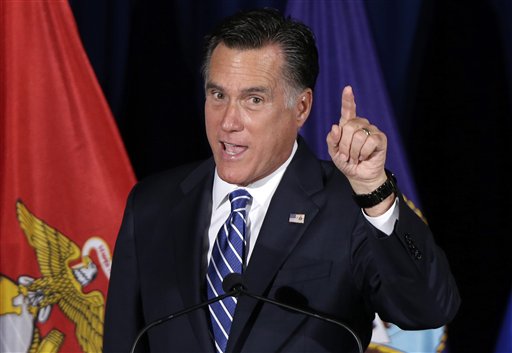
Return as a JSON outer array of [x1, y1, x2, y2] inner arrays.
[[225, 143, 240, 155]]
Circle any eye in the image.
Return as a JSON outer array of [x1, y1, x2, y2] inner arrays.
[[213, 91, 224, 100], [250, 97, 262, 104]]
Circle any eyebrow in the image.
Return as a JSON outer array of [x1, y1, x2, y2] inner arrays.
[[205, 82, 222, 91], [241, 86, 271, 95], [205, 82, 271, 96]]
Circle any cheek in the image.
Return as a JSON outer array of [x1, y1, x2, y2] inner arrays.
[[273, 114, 300, 139], [205, 119, 220, 152], [205, 109, 220, 135], [256, 116, 298, 154]]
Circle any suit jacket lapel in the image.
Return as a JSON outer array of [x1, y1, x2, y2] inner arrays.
[[227, 139, 327, 351], [170, 159, 215, 352]]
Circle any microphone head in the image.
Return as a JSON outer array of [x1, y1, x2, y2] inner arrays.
[[222, 273, 244, 293]]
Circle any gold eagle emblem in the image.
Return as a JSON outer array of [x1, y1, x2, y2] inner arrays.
[[16, 200, 104, 353]]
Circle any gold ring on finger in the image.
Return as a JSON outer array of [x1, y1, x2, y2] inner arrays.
[[361, 127, 371, 136]]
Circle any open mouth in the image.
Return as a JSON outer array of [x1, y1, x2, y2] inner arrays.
[[223, 142, 247, 156]]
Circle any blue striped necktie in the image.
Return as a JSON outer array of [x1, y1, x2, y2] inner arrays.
[[206, 188, 252, 353]]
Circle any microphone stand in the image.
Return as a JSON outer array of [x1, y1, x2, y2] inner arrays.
[[129, 290, 237, 353], [231, 285, 363, 353], [130, 275, 363, 353]]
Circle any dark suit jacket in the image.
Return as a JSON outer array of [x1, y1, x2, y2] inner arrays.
[[103, 137, 460, 353]]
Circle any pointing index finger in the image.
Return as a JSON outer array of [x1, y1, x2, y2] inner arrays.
[[340, 85, 356, 125]]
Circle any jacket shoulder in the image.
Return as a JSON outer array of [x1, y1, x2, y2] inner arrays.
[[129, 158, 213, 203]]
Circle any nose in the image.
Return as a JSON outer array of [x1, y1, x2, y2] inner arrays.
[[221, 101, 243, 132]]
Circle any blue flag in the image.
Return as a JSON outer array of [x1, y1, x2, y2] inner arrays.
[[495, 292, 512, 353], [285, 0, 420, 207], [285, 1, 445, 351]]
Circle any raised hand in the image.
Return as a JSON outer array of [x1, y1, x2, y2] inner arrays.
[[326, 86, 390, 208]]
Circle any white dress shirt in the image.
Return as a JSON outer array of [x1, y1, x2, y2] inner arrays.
[[207, 140, 398, 265]]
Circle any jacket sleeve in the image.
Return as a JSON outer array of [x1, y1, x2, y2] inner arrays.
[[353, 194, 461, 330]]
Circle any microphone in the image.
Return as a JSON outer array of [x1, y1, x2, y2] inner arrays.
[[130, 273, 363, 353], [129, 286, 238, 353], [222, 273, 363, 353]]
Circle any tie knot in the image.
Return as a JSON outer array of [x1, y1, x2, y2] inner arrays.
[[229, 189, 252, 211]]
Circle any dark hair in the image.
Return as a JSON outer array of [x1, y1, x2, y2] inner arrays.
[[201, 8, 319, 94]]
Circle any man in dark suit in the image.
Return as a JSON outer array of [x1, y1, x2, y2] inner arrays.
[[103, 8, 460, 353]]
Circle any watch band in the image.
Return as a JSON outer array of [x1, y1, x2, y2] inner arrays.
[[352, 169, 397, 208]]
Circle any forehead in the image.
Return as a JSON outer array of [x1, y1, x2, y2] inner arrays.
[[207, 43, 285, 91]]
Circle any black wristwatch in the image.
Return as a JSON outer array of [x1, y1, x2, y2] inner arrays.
[[352, 169, 397, 208]]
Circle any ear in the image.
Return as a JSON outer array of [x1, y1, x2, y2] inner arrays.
[[295, 89, 313, 128]]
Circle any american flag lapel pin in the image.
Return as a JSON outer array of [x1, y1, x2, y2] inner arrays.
[[289, 213, 305, 224]]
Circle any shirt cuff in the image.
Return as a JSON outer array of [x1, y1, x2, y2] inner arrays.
[[362, 197, 399, 236]]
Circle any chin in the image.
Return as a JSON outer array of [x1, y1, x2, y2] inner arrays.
[[217, 168, 249, 186]]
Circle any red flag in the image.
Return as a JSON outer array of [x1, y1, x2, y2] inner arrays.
[[0, 1, 136, 352]]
